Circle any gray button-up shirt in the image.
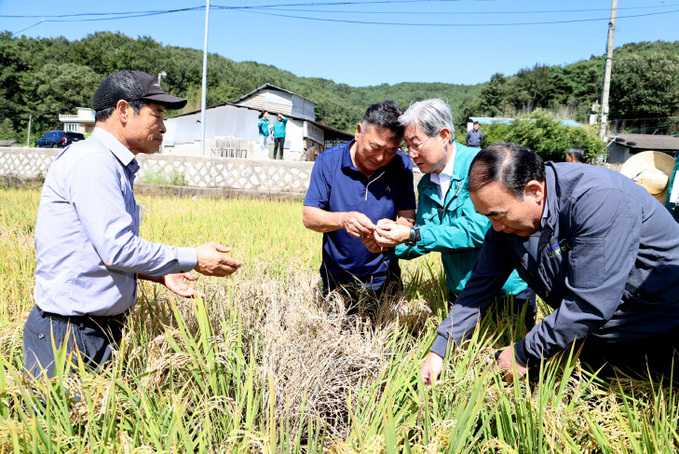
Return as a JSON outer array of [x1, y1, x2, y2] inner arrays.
[[465, 129, 483, 147], [33, 128, 197, 316]]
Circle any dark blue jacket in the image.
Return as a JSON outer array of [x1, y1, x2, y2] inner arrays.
[[431, 162, 679, 367]]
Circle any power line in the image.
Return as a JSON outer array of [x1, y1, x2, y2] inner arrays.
[[1, 5, 203, 19], [4, 1, 679, 25], [236, 7, 679, 27], [234, 3, 679, 15]]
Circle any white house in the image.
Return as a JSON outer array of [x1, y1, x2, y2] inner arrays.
[[59, 107, 96, 134], [162, 84, 352, 160]]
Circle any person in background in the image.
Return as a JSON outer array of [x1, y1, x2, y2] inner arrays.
[[272, 113, 288, 160], [465, 121, 483, 148], [566, 146, 585, 163], [258, 111, 271, 158], [420, 142, 679, 386], [303, 101, 416, 309], [24, 70, 242, 379], [373, 99, 533, 329]]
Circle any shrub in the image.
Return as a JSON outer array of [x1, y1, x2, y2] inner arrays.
[[477, 109, 604, 162]]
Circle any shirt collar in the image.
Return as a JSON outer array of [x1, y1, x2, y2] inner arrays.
[[433, 142, 456, 179], [91, 127, 139, 172], [341, 139, 357, 171]]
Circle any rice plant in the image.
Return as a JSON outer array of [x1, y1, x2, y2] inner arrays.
[[0, 187, 678, 453]]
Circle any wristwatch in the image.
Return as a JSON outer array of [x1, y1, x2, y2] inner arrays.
[[405, 227, 421, 246]]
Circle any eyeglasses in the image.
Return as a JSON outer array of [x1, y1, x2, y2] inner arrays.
[[400, 136, 431, 156]]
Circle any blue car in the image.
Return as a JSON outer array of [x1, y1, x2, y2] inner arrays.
[[35, 130, 85, 148]]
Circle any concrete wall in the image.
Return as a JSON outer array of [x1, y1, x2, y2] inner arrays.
[[0, 146, 314, 194], [0, 146, 422, 196]]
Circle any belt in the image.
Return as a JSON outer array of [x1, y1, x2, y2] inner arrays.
[[38, 307, 128, 326]]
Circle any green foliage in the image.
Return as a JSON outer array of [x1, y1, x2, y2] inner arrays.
[[481, 109, 604, 162], [1, 32, 678, 139], [0, 118, 17, 142], [609, 55, 679, 132]]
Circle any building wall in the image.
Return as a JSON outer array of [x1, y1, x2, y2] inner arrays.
[[290, 94, 315, 120], [164, 104, 314, 160], [236, 89, 315, 121], [607, 143, 630, 164], [237, 90, 292, 116]]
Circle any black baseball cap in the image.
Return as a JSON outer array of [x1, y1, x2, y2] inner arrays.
[[92, 70, 187, 111]]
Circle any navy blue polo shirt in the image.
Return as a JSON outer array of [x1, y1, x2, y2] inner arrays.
[[304, 140, 416, 285]]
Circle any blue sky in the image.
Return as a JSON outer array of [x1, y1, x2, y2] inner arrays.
[[1, 0, 678, 87]]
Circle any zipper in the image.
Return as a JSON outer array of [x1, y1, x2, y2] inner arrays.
[[365, 171, 385, 201]]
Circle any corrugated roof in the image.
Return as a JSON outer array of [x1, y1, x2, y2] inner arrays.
[[610, 133, 679, 152]]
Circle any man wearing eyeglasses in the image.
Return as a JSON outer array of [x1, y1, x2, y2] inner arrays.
[[373, 99, 532, 321], [303, 101, 416, 309]]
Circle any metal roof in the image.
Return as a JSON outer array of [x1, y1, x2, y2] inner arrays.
[[609, 133, 679, 152]]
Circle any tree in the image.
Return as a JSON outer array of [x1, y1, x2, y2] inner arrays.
[[506, 64, 554, 113], [478, 73, 507, 117], [609, 56, 679, 130], [19, 63, 100, 135], [481, 109, 603, 162]]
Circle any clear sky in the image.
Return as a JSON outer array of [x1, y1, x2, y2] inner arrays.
[[1, 0, 678, 87]]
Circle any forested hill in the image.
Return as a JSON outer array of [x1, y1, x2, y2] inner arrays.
[[1, 31, 678, 140]]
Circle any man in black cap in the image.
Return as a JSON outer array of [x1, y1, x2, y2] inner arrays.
[[24, 70, 242, 379]]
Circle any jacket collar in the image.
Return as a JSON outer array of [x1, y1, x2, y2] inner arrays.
[[543, 163, 559, 232]]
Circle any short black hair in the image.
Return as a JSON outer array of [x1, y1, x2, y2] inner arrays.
[[567, 146, 586, 163], [361, 100, 404, 138], [94, 99, 150, 122], [473, 121, 480, 125], [469, 142, 545, 198]]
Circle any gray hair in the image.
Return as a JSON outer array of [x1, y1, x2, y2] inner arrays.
[[399, 98, 455, 144]]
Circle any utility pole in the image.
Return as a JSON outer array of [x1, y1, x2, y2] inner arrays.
[[26, 114, 32, 147], [200, 0, 210, 156], [599, 0, 617, 139]]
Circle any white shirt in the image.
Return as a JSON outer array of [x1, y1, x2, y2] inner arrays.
[[429, 143, 457, 200]]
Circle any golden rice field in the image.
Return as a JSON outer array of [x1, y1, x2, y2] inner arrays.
[[0, 186, 678, 453]]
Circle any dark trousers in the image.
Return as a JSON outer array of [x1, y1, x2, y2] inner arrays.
[[321, 261, 402, 314], [273, 137, 285, 160], [578, 329, 679, 384], [23, 305, 126, 379]]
